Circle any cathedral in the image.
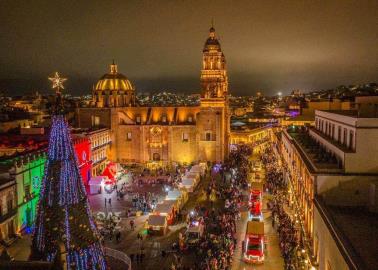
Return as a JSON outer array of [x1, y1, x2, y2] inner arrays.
[[76, 26, 230, 166]]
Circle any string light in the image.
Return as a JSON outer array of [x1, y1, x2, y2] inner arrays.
[[31, 103, 106, 269]]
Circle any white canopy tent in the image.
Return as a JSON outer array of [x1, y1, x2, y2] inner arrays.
[[166, 189, 182, 200], [88, 176, 104, 194], [180, 178, 196, 192]]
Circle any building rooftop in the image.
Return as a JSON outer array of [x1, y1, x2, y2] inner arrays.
[[286, 127, 343, 173], [320, 109, 378, 118], [315, 197, 378, 270], [0, 134, 48, 160]]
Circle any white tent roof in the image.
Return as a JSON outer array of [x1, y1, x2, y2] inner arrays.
[[190, 165, 201, 173], [166, 189, 181, 200], [88, 176, 104, 185], [186, 172, 199, 178], [147, 215, 167, 226], [181, 178, 195, 186], [155, 200, 177, 214]]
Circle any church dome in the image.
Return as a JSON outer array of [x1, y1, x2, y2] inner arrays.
[[95, 62, 134, 91]]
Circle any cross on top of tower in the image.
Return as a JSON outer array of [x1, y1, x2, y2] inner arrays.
[[209, 19, 215, 37]]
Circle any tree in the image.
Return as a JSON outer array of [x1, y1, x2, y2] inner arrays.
[[30, 80, 106, 269]]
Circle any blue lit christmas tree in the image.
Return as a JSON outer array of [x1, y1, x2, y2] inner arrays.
[[30, 73, 106, 270]]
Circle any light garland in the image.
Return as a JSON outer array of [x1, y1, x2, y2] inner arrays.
[[31, 113, 106, 270]]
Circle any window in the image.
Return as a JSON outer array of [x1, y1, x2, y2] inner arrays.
[[338, 126, 341, 142], [343, 128, 347, 146], [182, 133, 189, 142], [127, 132, 132, 141], [91, 116, 100, 127], [205, 132, 211, 141], [188, 116, 193, 123], [24, 185, 31, 199], [136, 116, 141, 124], [7, 198, 13, 212], [331, 124, 335, 138], [349, 130, 354, 150], [161, 115, 167, 123]]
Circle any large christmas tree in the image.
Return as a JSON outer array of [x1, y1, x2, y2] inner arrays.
[[30, 73, 106, 270]]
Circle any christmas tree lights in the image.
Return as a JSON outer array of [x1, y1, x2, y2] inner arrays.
[[30, 74, 106, 269]]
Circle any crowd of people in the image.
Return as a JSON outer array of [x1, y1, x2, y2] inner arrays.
[[262, 146, 301, 270], [130, 192, 158, 213], [167, 146, 252, 270], [261, 146, 286, 194], [271, 196, 299, 269]]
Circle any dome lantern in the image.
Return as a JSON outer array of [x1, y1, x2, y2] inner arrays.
[[110, 60, 118, 74], [93, 62, 136, 107]]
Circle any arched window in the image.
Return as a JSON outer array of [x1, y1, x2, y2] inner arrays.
[[152, 153, 160, 161]]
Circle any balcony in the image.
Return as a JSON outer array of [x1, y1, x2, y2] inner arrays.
[[91, 141, 111, 151], [93, 157, 107, 165], [309, 127, 354, 154], [286, 127, 343, 173], [0, 208, 17, 224]]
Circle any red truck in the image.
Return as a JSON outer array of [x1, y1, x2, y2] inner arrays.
[[243, 221, 265, 264], [248, 182, 263, 221]]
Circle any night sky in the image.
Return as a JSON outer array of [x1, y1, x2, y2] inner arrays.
[[0, 0, 377, 96]]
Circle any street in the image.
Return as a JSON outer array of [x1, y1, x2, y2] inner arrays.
[[232, 154, 284, 270], [232, 193, 284, 270]]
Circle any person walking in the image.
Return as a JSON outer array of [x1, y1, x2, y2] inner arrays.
[[108, 198, 111, 206], [104, 198, 107, 207], [130, 219, 135, 231], [116, 231, 121, 243]]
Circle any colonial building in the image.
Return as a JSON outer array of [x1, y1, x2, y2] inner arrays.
[[0, 176, 17, 244], [76, 27, 230, 166], [72, 135, 92, 186], [280, 108, 378, 269], [73, 128, 111, 177]]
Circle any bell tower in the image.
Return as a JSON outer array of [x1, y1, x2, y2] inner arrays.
[[197, 25, 230, 163], [200, 26, 228, 98]]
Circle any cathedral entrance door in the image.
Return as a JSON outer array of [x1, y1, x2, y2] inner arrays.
[[153, 153, 161, 161]]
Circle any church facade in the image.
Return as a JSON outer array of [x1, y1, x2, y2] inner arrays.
[[76, 27, 230, 166]]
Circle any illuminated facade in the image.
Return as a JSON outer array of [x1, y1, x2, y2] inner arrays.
[[73, 136, 92, 186], [76, 26, 230, 165], [87, 129, 111, 176], [0, 149, 46, 235], [280, 109, 378, 268], [0, 178, 17, 243], [15, 151, 46, 234]]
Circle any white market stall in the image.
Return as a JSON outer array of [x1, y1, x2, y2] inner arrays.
[[165, 189, 188, 207], [190, 165, 205, 176], [146, 214, 168, 235], [154, 200, 178, 225], [186, 172, 200, 181], [88, 176, 104, 194], [180, 178, 197, 192]]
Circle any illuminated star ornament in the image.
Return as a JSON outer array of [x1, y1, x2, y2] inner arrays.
[[48, 72, 67, 93]]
